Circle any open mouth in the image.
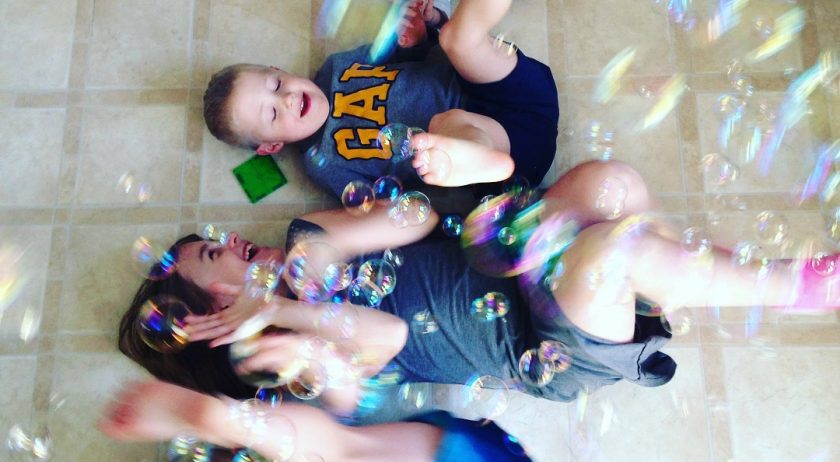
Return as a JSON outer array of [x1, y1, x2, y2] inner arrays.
[[244, 243, 258, 261], [300, 93, 310, 117]]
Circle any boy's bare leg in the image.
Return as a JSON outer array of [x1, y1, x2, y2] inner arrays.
[[439, 0, 516, 84], [411, 109, 514, 186]]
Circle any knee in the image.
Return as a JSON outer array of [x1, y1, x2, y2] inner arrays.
[[551, 160, 654, 212]]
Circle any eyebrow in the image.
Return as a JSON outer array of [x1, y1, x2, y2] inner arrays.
[[199, 243, 208, 262]]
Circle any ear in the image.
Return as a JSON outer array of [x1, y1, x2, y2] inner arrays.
[[208, 281, 241, 309], [255, 142, 284, 155]]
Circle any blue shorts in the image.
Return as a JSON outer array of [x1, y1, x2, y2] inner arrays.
[[461, 49, 560, 187]]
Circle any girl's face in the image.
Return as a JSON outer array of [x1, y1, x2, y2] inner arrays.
[[176, 232, 284, 294]]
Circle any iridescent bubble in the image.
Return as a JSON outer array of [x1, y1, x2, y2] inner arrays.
[[638, 84, 654, 98], [463, 375, 510, 419], [411, 309, 439, 334], [201, 224, 229, 244], [347, 278, 385, 307], [245, 260, 283, 300], [243, 415, 297, 462], [287, 365, 327, 400], [0, 244, 29, 315], [130, 236, 177, 280], [166, 435, 213, 462], [388, 191, 432, 228], [810, 252, 837, 277], [341, 180, 376, 216], [378, 123, 423, 162], [661, 308, 693, 335], [538, 340, 572, 374], [585, 120, 616, 161], [382, 248, 404, 268], [442, 214, 464, 237], [639, 73, 688, 131], [635, 302, 664, 317], [398, 382, 432, 410], [518, 348, 554, 387], [714, 94, 747, 118], [357, 259, 397, 295], [594, 176, 628, 220], [744, 7, 806, 65], [470, 291, 510, 322], [752, 15, 775, 39], [731, 241, 774, 280], [305, 144, 327, 169], [497, 227, 517, 246], [681, 227, 712, 255], [255, 387, 283, 408], [373, 175, 403, 203], [754, 211, 789, 246], [702, 153, 740, 189], [492, 32, 519, 57], [117, 171, 152, 204], [6, 423, 51, 461], [323, 262, 352, 292], [316, 303, 359, 340], [729, 73, 755, 97], [502, 175, 532, 205], [137, 295, 191, 353], [283, 241, 345, 303]]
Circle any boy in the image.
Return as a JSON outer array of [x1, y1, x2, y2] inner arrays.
[[204, 0, 559, 198]]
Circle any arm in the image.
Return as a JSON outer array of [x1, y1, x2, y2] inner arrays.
[[99, 379, 443, 462], [300, 203, 439, 257]]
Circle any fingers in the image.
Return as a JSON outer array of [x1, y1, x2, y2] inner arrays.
[[235, 335, 304, 373]]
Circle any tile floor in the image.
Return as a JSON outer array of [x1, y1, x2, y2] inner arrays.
[[0, 0, 838, 461]]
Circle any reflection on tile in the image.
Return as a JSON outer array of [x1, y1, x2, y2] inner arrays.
[[87, 0, 190, 88], [0, 109, 65, 206], [0, 226, 51, 344], [724, 347, 840, 461], [0, 0, 77, 89], [76, 106, 186, 205], [0, 357, 37, 445]]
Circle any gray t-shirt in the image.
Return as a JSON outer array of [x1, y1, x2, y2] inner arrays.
[[299, 44, 462, 198]]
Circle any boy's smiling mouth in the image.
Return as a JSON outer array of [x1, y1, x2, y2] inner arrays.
[[300, 93, 310, 117]]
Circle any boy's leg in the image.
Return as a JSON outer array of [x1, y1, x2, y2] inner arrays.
[[439, 0, 517, 84]]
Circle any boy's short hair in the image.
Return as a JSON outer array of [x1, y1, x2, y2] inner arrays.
[[203, 63, 268, 150]]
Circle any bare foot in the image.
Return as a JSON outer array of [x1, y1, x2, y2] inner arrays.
[[397, 1, 428, 48], [410, 132, 514, 186]]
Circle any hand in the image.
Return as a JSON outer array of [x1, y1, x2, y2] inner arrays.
[[232, 333, 309, 378], [397, 0, 428, 48], [98, 380, 205, 442], [185, 292, 279, 344]]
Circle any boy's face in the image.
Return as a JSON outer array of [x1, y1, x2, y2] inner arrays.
[[229, 67, 329, 154]]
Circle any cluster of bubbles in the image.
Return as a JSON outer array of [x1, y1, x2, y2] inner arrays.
[[166, 435, 213, 462], [5, 422, 52, 461], [116, 171, 152, 203], [411, 308, 439, 334], [518, 340, 573, 388], [470, 292, 510, 322]]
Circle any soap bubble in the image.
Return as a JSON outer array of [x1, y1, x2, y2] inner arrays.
[[287, 364, 327, 400], [492, 32, 519, 57], [341, 180, 376, 216], [585, 121, 616, 161], [470, 292, 510, 322], [137, 294, 192, 353], [284, 241, 346, 303], [166, 434, 213, 462], [661, 308, 693, 335], [681, 227, 712, 255], [518, 349, 554, 387], [255, 387, 283, 408], [754, 211, 789, 246], [497, 227, 517, 245], [702, 153, 740, 189], [731, 241, 774, 280], [347, 278, 385, 308], [388, 191, 432, 227], [398, 382, 432, 410], [594, 177, 628, 220], [462, 375, 510, 419], [316, 303, 358, 340], [244, 260, 283, 300], [305, 144, 327, 169], [6, 422, 52, 461], [379, 124, 423, 163], [411, 309, 439, 334], [357, 259, 397, 295], [538, 340, 572, 373], [442, 214, 464, 237], [130, 236, 177, 280], [382, 248, 404, 268], [201, 224, 229, 245], [373, 175, 403, 203], [230, 329, 304, 388], [117, 171, 152, 204]]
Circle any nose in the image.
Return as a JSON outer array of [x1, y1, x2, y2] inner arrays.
[[226, 232, 240, 248], [279, 91, 297, 111]]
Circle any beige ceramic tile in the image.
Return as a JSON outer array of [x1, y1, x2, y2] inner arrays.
[[76, 106, 186, 205], [495, 389, 571, 462], [724, 347, 840, 461], [0, 357, 37, 446], [200, 137, 310, 203], [0, 109, 65, 206], [59, 224, 179, 333], [50, 353, 157, 460], [813, 0, 840, 53], [0, 226, 51, 344], [86, 0, 191, 88], [202, 0, 311, 86], [561, 0, 677, 76], [0, 0, 77, 89], [570, 348, 708, 461], [565, 89, 684, 193]]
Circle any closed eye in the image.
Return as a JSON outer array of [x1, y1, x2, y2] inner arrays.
[[209, 248, 219, 261], [275, 79, 281, 92]]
